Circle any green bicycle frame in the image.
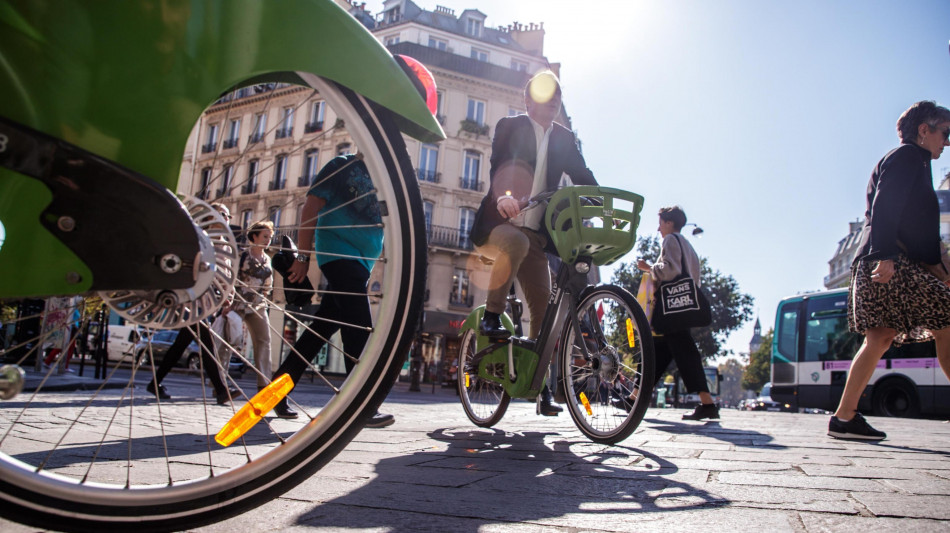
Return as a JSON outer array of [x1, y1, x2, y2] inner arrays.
[[458, 186, 644, 399], [0, 0, 444, 297]]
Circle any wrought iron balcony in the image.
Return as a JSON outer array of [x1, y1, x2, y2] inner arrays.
[[271, 227, 299, 247], [304, 121, 324, 133], [268, 178, 286, 191], [426, 224, 474, 251], [459, 119, 489, 136], [275, 127, 293, 139], [241, 183, 258, 195], [459, 177, 483, 192], [416, 168, 440, 183], [298, 175, 313, 187], [222, 138, 239, 150], [200, 142, 216, 154], [248, 132, 264, 144]]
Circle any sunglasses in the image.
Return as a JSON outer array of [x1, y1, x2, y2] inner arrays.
[[939, 126, 950, 142]]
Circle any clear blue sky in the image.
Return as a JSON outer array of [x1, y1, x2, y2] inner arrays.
[[367, 0, 950, 360]]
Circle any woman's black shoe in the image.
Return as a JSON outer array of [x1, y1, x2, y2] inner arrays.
[[146, 381, 171, 400], [273, 400, 299, 419], [682, 403, 719, 420]]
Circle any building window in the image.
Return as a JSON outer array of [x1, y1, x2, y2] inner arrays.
[[337, 143, 352, 156], [385, 5, 401, 24], [241, 209, 254, 231], [384, 34, 400, 46], [244, 159, 259, 194], [435, 91, 445, 123], [450, 268, 472, 307], [466, 98, 486, 126], [223, 119, 240, 149], [198, 167, 212, 199], [271, 155, 287, 190], [217, 165, 233, 198], [466, 18, 481, 37], [306, 101, 324, 133], [250, 113, 266, 144], [276, 107, 294, 139], [202, 124, 219, 153], [461, 151, 481, 191], [508, 107, 521, 117], [268, 206, 282, 228], [511, 59, 528, 72], [423, 201, 434, 234], [428, 37, 447, 51], [301, 149, 319, 187], [418, 144, 439, 182], [470, 48, 488, 62], [459, 208, 476, 249]]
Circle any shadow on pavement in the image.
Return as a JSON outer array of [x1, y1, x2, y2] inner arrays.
[[293, 427, 730, 531], [644, 417, 786, 449]]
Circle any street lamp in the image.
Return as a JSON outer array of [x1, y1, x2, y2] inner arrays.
[[684, 223, 704, 237]]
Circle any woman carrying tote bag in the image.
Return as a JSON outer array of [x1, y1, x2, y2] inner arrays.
[[637, 206, 718, 421]]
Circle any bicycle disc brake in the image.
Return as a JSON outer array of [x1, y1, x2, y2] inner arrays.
[[99, 196, 237, 328]]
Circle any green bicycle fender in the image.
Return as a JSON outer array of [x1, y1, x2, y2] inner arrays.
[[0, 0, 444, 193], [0, 0, 443, 297]]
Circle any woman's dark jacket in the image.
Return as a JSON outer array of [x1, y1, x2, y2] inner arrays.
[[853, 143, 941, 266]]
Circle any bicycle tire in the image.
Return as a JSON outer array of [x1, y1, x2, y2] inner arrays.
[[457, 328, 511, 427], [557, 285, 654, 444], [0, 76, 426, 532]]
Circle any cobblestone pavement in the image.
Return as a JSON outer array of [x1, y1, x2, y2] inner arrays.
[[3, 375, 950, 532]]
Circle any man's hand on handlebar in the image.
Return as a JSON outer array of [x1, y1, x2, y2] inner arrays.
[[496, 195, 521, 219]]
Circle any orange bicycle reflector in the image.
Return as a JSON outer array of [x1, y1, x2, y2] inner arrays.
[[215, 374, 294, 447], [579, 392, 593, 416], [625, 318, 636, 348]]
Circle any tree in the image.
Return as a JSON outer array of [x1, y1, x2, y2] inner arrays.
[[717, 357, 746, 407], [742, 329, 772, 393], [610, 235, 755, 362]]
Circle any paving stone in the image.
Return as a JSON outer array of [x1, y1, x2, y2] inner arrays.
[[800, 512, 950, 533], [716, 471, 893, 492], [852, 492, 950, 519]]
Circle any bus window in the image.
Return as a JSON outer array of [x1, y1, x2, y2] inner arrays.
[[776, 303, 799, 362], [804, 296, 861, 362]]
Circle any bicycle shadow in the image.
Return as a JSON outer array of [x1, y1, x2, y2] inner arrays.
[[288, 427, 730, 531], [644, 416, 786, 449]]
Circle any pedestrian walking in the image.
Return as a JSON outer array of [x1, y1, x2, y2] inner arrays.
[[830, 100, 950, 440], [232, 220, 275, 389], [270, 154, 394, 427], [637, 206, 718, 421]]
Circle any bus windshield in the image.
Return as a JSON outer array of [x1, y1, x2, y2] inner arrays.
[[803, 296, 861, 362]]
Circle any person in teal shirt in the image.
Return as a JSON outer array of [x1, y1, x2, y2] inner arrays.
[[271, 154, 392, 427]]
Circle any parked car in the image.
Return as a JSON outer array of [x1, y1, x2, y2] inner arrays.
[[748, 382, 796, 412], [85, 322, 145, 362], [134, 329, 201, 370]]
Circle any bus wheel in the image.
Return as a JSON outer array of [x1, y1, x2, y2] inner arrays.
[[872, 378, 920, 418]]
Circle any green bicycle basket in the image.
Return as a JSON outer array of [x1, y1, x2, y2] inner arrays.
[[544, 186, 643, 266]]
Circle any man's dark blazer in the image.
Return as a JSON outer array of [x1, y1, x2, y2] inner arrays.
[[470, 114, 596, 247]]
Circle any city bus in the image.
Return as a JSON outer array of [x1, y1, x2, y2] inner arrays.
[[770, 288, 949, 417]]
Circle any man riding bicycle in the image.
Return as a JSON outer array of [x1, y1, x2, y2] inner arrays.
[[470, 70, 598, 415]]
